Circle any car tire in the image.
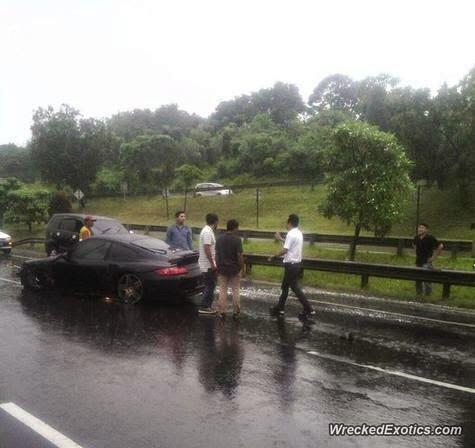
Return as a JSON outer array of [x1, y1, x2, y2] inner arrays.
[[20, 268, 52, 291], [117, 273, 144, 304], [196, 193, 202, 197]]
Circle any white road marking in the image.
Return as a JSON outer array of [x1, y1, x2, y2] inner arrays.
[[0, 277, 21, 286], [0, 402, 84, 448], [306, 350, 475, 394], [308, 298, 475, 329]]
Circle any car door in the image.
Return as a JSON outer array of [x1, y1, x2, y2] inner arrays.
[[58, 239, 112, 292], [104, 242, 141, 286], [56, 218, 83, 252]]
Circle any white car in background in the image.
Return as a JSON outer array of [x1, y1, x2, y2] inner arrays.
[[0, 230, 12, 255], [194, 183, 232, 197]]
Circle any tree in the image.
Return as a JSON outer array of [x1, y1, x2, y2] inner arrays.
[[30, 105, 108, 191], [211, 82, 305, 128], [176, 164, 204, 211], [319, 122, 413, 260], [356, 74, 399, 131], [0, 177, 22, 225], [308, 74, 358, 115], [120, 134, 180, 216], [0, 144, 36, 181], [432, 68, 475, 201], [4, 186, 50, 232], [386, 87, 442, 183]]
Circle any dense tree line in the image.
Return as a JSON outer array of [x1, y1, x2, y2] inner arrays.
[[1, 68, 473, 203]]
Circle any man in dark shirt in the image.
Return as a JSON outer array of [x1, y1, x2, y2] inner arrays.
[[216, 219, 244, 318], [166, 211, 193, 250], [412, 223, 444, 296]]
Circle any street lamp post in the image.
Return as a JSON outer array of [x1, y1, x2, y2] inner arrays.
[[415, 179, 427, 233]]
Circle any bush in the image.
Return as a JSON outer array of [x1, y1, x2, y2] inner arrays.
[[48, 191, 72, 216]]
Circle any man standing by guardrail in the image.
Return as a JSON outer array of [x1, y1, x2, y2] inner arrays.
[[268, 214, 316, 317], [198, 213, 219, 315], [413, 223, 444, 297], [166, 210, 193, 250]]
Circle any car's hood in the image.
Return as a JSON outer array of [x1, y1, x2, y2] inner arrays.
[[0, 231, 11, 239]]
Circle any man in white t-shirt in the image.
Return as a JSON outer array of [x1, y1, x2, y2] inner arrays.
[[198, 213, 219, 314], [268, 214, 316, 317]]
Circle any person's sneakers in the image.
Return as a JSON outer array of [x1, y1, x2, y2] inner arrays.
[[232, 312, 240, 319], [217, 312, 226, 319], [198, 307, 216, 315], [269, 306, 285, 316], [305, 309, 317, 316]]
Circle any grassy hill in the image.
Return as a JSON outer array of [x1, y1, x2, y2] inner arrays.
[[84, 185, 475, 240]]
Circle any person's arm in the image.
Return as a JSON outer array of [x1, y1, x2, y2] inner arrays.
[[187, 228, 193, 250], [204, 244, 217, 271], [430, 242, 444, 262], [165, 227, 173, 245], [269, 232, 290, 261], [268, 247, 288, 261]]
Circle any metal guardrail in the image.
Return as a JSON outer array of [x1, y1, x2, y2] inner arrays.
[[243, 254, 475, 299], [124, 223, 474, 258], [12, 238, 45, 248], [9, 234, 474, 298]]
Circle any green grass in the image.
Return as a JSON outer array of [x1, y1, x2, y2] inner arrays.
[[83, 185, 475, 239], [243, 240, 475, 309]]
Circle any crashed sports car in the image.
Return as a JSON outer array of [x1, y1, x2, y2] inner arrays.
[[20, 234, 204, 304]]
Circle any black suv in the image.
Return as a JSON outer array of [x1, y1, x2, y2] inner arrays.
[[45, 213, 130, 255]]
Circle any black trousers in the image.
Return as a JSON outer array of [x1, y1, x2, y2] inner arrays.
[[277, 263, 312, 312]]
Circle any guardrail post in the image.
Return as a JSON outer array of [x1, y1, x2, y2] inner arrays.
[[472, 240, 475, 258], [243, 232, 249, 243], [309, 236, 316, 247], [361, 274, 369, 289], [397, 239, 404, 257], [144, 226, 150, 235], [450, 244, 458, 261], [245, 263, 252, 274], [442, 283, 451, 299]]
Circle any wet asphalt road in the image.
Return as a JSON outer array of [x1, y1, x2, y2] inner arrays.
[[0, 257, 474, 448]]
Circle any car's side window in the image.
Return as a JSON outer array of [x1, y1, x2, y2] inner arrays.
[[71, 240, 111, 261], [61, 219, 83, 233], [108, 243, 138, 261]]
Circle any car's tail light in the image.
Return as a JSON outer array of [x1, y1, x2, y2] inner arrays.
[[155, 266, 188, 276]]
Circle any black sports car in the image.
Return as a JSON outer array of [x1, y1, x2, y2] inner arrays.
[[20, 234, 204, 304]]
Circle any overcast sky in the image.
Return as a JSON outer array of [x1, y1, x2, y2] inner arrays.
[[1, 0, 474, 145]]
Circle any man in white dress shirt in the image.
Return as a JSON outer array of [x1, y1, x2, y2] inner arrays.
[[268, 214, 316, 317]]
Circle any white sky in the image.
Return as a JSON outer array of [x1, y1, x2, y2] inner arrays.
[[1, 0, 474, 145]]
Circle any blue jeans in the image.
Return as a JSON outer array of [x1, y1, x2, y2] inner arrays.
[[200, 269, 217, 308], [416, 262, 433, 296]]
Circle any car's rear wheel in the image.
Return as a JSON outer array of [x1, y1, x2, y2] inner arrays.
[[117, 274, 144, 304], [21, 268, 52, 291]]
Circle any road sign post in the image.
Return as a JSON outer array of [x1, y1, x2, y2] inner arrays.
[[73, 189, 84, 208]]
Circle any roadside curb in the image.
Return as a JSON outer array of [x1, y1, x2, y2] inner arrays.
[[241, 278, 475, 324]]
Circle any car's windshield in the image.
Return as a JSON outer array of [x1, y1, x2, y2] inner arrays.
[[93, 219, 127, 234]]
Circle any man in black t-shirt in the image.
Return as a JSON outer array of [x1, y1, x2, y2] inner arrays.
[[216, 219, 244, 318], [412, 223, 444, 296]]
